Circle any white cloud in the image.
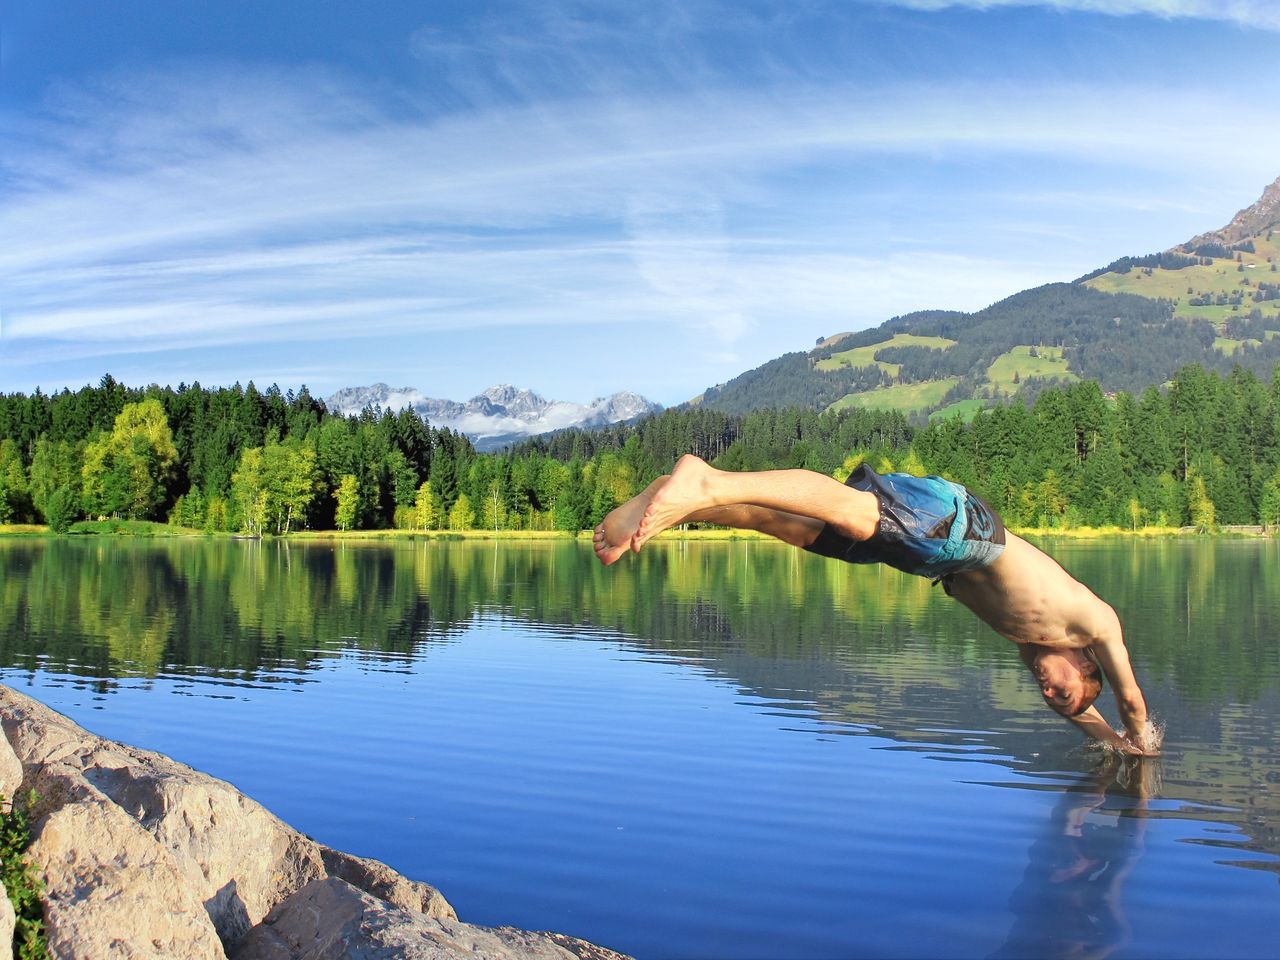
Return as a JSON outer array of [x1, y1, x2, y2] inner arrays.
[[3, 63, 1278, 395], [879, 0, 1280, 30]]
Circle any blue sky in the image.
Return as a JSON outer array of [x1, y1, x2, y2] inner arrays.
[[3, 1, 1279, 407]]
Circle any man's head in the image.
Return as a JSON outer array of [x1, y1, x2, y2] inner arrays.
[[1024, 646, 1103, 718]]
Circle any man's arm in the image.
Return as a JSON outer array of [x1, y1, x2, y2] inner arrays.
[[1068, 705, 1148, 755], [1090, 607, 1155, 754]]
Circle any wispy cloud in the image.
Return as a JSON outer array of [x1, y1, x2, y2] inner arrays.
[[879, 0, 1280, 30], [2, 58, 1276, 396]]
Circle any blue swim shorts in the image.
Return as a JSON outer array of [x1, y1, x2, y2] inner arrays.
[[803, 464, 1005, 579]]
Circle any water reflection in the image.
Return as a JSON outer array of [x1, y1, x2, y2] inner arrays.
[[7, 537, 1278, 692], [2, 536, 1280, 877], [994, 758, 1158, 960]]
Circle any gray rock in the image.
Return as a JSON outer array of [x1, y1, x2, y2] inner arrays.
[[318, 846, 456, 920], [0, 879, 14, 960], [0, 685, 632, 960], [233, 878, 630, 960], [0, 685, 326, 951], [1187, 175, 1280, 248], [80, 756, 327, 945], [26, 767, 225, 958], [0, 725, 22, 811]]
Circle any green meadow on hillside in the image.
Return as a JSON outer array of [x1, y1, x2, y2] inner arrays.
[[1214, 336, 1262, 356], [928, 398, 987, 421], [823, 344, 1076, 417], [985, 344, 1077, 392], [827, 378, 959, 414], [815, 333, 956, 376], [1084, 234, 1280, 328]]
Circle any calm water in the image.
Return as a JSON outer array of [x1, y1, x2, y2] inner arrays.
[[2, 536, 1279, 959]]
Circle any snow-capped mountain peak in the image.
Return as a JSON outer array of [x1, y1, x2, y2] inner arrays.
[[324, 383, 662, 451]]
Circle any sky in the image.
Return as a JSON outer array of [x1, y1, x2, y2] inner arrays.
[[2, 1, 1280, 408]]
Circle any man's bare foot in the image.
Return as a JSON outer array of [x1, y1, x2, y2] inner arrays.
[[593, 479, 666, 565], [633, 454, 718, 549]]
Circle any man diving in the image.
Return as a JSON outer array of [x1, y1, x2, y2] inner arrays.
[[593, 455, 1158, 756]]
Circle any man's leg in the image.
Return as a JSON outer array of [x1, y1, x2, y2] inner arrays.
[[592, 475, 828, 565], [633, 454, 878, 549]]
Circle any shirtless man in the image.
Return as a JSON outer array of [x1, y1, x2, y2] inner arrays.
[[593, 455, 1157, 756]]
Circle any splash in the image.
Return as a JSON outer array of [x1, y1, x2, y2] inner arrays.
[[1137, 717, 1165, 755], [1083, 716, 1164, 758]]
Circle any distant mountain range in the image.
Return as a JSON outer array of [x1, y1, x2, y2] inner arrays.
[[325, 383, 661, 451], [330, 178, 1280, 441], [691, 176, 1280, 418]]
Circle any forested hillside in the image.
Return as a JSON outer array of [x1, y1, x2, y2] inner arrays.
[[695, 178, 1280, 419], [697, 283, 1280, 416], [2, 363, 1279, 534]]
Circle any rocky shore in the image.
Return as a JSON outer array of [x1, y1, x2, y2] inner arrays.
[[0, 685, 629, 960]]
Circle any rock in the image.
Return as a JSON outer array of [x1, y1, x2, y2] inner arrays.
[[233, 878, 630, 960], [80, 757, 327, 945], [318, 846, 456, 920], [26, 768, 225, 959], [1187, 176, 1280, 248], [0, 685, 631, 960], [0, 879, 14, 960], [0, 685, 327, 950], [0, 726, 21, 810], [0, 687, 85, 775]]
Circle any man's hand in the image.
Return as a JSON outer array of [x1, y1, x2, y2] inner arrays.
[[1119, 726, 1161, 757], [1118, 738, 1159, 757], [1070, 707, 1159, 756]]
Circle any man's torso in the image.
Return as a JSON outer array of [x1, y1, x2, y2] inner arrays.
[[946, 533, 1111, 650]]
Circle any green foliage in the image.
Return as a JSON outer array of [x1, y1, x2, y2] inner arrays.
[[1188, 472, 1217, 532], [1076, 250, 1201, 281], [554, 459, 591, 532], [447, 493, 475, 531], [43, 487, 78, 535], [28, 439, 82, 524], [230, 441, 319, 535], [334, 474, 360, 532], [80, 398, 178, 520], [696, 283, 1280, 419], [1, 792, 49, 960], [4, 363, 1280, 536], [414, 481, 438, 531], [1261, 468, 1280, 530], [0, 440, 33, 524]]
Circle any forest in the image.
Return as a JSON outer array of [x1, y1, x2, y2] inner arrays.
[[1, 363, 1279, 535], [696, 284, 1280, 417]]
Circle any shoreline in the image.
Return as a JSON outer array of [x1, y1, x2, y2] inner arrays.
[[0, 522, 1273, 542]]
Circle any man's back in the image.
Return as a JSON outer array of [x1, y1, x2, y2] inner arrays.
[[945, 533, 1119, 651]]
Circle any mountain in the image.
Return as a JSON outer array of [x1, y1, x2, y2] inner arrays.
[[325, 383, 661, 451], [1187, 175, 1280, 248], [692, 177, 1280, 419]]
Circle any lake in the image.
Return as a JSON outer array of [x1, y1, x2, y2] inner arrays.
[[2, 536, 1279, 958]]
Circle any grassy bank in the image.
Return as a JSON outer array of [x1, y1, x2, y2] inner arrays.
[[1, 523, 1272, 541], [67, 519, 207, 537], [288, 528, 579, 542]]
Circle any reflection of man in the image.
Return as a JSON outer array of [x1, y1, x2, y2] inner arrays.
[[593, 456, 1157, 754], [991, 757, 1153, 960]]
